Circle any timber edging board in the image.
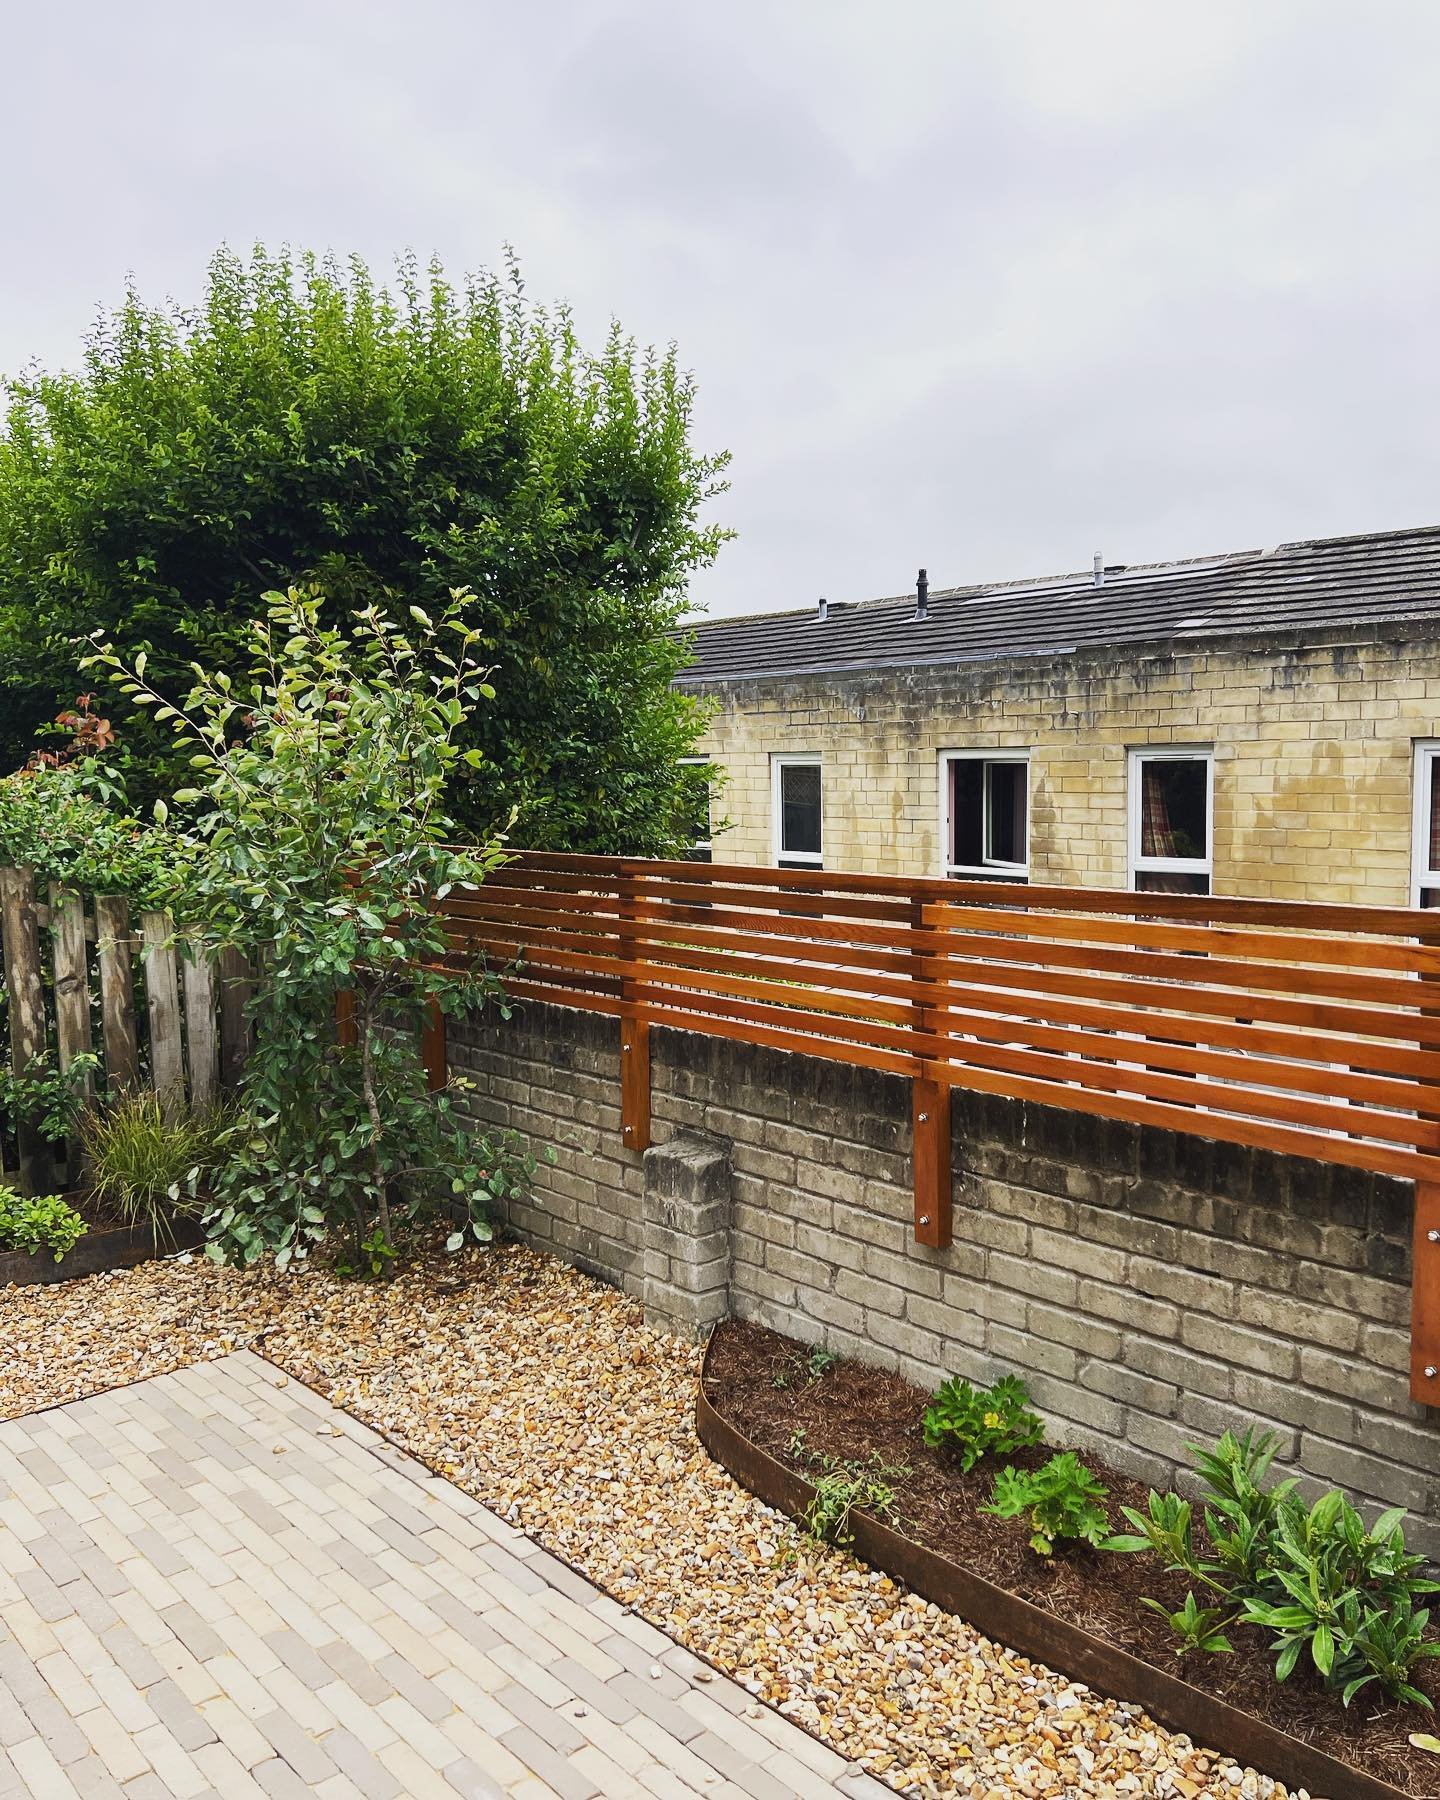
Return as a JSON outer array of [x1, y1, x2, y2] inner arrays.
[[0, 1209, 204, 1288], [695, 1333, 1424, 1800]]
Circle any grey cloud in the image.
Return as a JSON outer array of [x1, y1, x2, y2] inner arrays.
[[2, 0, 1438, 619]]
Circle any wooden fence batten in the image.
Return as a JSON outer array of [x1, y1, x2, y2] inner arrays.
[[94, 895, 140, 1095], [182, 938, 220, 1107], [1, 866, 52, 1191]]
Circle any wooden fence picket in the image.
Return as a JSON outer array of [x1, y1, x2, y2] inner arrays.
[[217, 947, 252, 1089], [50, 884, 95, 1096], [94, 895, 140, 1094], [140, 910, 185, 1119], [0, 865, 51, 1191], [182, 939, 219, 1107]]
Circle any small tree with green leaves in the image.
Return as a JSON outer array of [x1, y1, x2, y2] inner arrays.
[[85, 585, 531, 1273]]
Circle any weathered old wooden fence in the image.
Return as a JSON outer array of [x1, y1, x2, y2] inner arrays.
[[0, 865, 249, 1189], [436, 850, 1440, 1401]]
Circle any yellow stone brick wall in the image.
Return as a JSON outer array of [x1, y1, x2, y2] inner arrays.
[[688, 627, 1440, 905]]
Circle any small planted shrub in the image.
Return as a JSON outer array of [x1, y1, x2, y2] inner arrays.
[[982, 1451, 1110, 1556], [0, 1051, 100, 1151], [772, 1344, 838, 1390], [1106, 1428, 1440, 1706], [0, 1185, 87, 1261], [80, 1093, 235, 1243], [922, 1372, 1043, 1472], [796, 1451, 909, 1550]]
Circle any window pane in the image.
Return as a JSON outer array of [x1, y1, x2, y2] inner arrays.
[[1137, 869, 1210, 896], [986, 763, 1027, 866], [1140, 759, 1208, 862], [950, 762, 983, 867], [1428, 758, 1440, 877], [780, 764, 821, 856]]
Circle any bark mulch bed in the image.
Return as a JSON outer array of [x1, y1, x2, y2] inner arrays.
[[705, 1317, 1440, 1799]]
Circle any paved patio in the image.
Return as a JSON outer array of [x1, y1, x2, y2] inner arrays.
[[0, 1351, 890, 1800]]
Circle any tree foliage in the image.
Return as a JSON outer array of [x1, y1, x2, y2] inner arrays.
[[84, 585, 533, 1273], [1, 247, 727, 851]]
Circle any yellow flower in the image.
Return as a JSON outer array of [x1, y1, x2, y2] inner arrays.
[[983, 1411, 1004, 1430]]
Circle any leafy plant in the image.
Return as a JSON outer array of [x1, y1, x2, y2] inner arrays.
[[796, 1451, 909, 1550], [0, 1052, 99, 1147], [0, 700, 183, 906], [1106, 1429, 1440, 1706], [1141, 1591, 1236, 1656], [922, 1372, 1044, 1472], [981, 1452, 1110, 1556], [772, 1344, 839, 1389], [1, 246, 728, 856], [80, 1092, 234, 1243], [86, 586, 533, 1274], [0, 1184, 86, 1261]]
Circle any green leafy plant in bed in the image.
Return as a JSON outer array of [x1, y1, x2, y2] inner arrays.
[[1106, 1427, 1440, 1706], [922, 1372, 1043, 1471], [0, 1184, 86, 1261], [982, 1451, 1110, 1556], [785, 1432, 910, 1551]]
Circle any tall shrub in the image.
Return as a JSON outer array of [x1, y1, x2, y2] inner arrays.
[[2, 247, 727, 852], [85, 586, 527, 1273]]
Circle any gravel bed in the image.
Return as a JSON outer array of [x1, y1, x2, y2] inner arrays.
[[0, 1242, 1297, 1800]]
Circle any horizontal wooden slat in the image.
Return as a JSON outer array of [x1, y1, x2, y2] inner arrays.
[[502, 848, 1440, 937], [450, 888, 1440, 1014], [437, 851, 1440, 1191]]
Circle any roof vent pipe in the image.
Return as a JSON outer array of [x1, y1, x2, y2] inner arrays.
[[817, 596, 828, 622], [916, 567, 929, 620], [1093, 552, 1104, 588]]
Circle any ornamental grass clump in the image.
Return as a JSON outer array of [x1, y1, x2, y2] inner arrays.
[[1106, 1427, 1440, 1707], [80, 1092, 235, 1243], [85, 586, 534, 1276]]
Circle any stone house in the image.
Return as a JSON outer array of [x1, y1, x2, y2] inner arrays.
[[678, 524, 1440, 905]]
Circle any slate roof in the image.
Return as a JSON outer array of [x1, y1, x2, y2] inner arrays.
[[675, 525, 1440, 685]]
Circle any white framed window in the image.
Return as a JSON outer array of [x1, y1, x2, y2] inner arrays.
[[771, 754, 822, 868], [939, 750, 1029, 880], [1412, 741, 1440, 907], [1128, 746, 1213, 895], [679, 757, 712, 862]]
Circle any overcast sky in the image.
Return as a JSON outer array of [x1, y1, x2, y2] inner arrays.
[[4, 1, 1439, 619]]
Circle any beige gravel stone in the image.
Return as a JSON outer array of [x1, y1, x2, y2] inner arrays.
[[0, 1243, 1290, 1799]]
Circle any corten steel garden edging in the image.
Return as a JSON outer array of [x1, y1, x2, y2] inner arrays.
[[0, 1201, 204, 1288], [696, 1336, 1425, 1800]]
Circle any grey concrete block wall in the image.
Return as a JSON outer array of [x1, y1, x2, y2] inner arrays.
[[450, 999, 1439, 1554]]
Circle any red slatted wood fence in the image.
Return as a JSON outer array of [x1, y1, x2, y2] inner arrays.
[[436, 851, 1440, 1403]]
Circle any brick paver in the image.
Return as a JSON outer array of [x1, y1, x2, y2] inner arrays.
[[0, 1352, 889, 1799]]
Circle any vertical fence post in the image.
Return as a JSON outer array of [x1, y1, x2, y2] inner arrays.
[[95, 896, 140, 1095], [50, 884, 95, 1099], [1412, 935, 1440, 1404], [336, 987, 358, 1048], [182, 939, 219, 1107], [619, 863, 651, 1153], [1, 865, 53, 1194], [911, 895, 952, 1250], [141, 910, 185, 1120], [218, 947, 253, 1090], [1413, 1183, 1440, 1404], [421, 996, 447, 1092]]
